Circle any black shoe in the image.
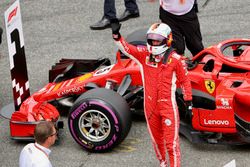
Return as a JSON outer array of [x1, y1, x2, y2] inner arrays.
[[90, 17, 111, 30], [118, 10, 140, 22], [0, 27, 3, 45]]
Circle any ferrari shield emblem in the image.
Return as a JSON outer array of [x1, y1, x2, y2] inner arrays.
[[205, 80, 215, 94]]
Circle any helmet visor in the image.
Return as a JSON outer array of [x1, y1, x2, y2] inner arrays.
[[147, 33, 166, 46], [147, 33, 165, 41]]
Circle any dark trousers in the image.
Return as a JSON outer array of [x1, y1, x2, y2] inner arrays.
[[160, 6, 204, 56], [104, 0, 138, 19]]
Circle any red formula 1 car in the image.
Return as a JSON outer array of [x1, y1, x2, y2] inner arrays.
[[179, 37, 250, 145], [2, 28, 250, 152]]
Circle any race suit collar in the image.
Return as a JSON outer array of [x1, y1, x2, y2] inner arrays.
[[162, 47, 175, 64]]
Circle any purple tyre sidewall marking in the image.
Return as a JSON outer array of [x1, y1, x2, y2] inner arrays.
[[69, 119, 88, 149], [90, 101, 118, 124]]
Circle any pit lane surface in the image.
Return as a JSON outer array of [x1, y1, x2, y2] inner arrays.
[[0, 0, 250, 167]]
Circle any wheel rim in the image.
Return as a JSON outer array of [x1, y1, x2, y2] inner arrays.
[[78, 110, 111, 142]]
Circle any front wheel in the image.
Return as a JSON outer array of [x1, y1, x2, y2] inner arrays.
[[68, 88, 131, 152]]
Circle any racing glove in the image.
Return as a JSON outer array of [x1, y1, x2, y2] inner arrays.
[[185, 100, 193, 123], [110, 19, 121, 40]]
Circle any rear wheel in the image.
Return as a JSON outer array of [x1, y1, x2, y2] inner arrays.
[[68, 88, 131, 152]]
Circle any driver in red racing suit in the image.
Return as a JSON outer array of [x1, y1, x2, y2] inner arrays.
[[111, 21, 192, 167]]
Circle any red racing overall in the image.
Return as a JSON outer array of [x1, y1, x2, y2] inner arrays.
[[114, 36, 192, 167]]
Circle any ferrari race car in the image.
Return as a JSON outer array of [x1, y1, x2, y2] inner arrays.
[[2, 27, 250, 152], [3, 0, 250, 154]]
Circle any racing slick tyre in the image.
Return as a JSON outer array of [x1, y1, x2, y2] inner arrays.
[[68, 88, 132, 152]]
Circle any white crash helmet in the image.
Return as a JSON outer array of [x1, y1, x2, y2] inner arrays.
[[146, 23, 172, 56]]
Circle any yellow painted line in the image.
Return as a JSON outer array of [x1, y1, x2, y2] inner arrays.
[[114, 138, 141, 153]]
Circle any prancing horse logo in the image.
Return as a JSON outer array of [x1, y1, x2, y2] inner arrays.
[[205, 80, 215, 94]]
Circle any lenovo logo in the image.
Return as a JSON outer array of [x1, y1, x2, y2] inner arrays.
[[204, 119, 229, 126]]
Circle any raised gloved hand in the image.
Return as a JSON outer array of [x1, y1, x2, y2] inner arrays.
[[185, 100, 193, 123], [110, 19, 121, 40]]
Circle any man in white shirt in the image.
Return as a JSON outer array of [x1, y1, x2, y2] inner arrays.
[[19, 121, 57, 167], [159, 0, 204, 57]]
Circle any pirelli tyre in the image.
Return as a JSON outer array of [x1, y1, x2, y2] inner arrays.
[[68, 88, 132, 152]]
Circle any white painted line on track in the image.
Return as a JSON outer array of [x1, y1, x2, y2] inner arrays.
[[223, 159, 236, 167]]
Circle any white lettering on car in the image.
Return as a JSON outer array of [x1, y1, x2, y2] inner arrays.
[[217, 98, 232, 109], [204, 119, 230, 126], [57, 86, 84, 97], [93, 64, 114, 76]]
